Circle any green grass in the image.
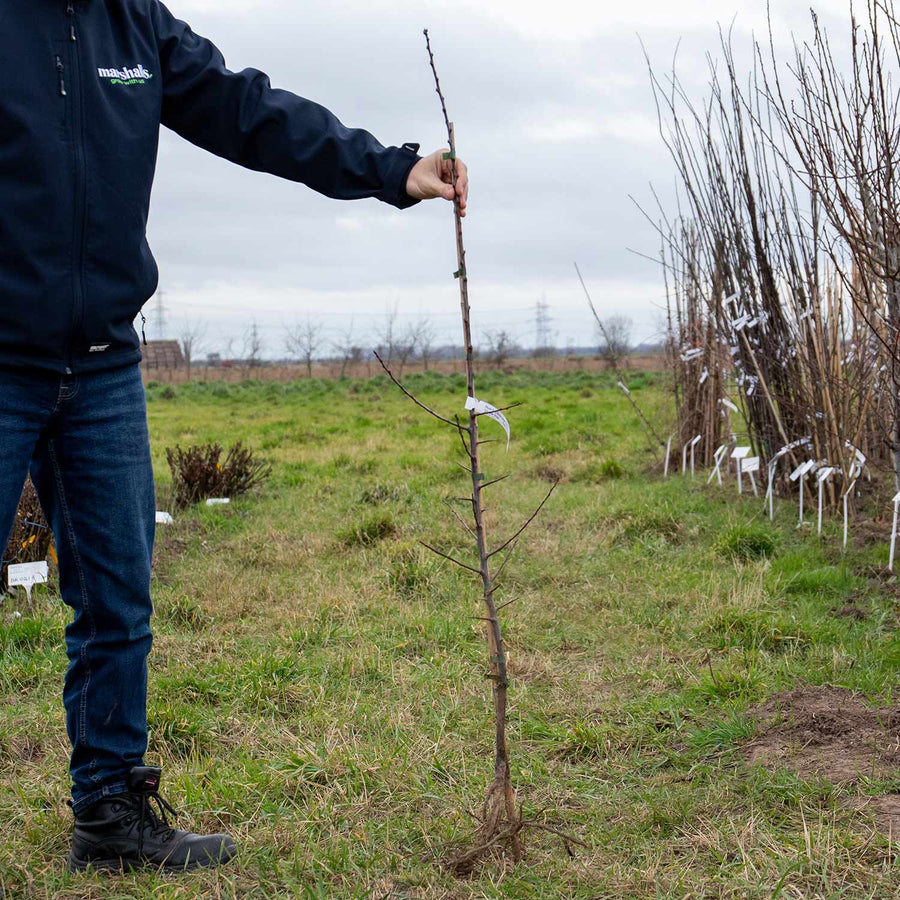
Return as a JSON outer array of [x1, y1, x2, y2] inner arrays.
[[1, 369, 898, 898]]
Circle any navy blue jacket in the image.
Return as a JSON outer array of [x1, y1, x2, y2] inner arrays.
[[1, 1, 421, 373]]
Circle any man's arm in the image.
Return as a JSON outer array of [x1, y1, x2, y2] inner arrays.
[[152, 3, 466, 211]]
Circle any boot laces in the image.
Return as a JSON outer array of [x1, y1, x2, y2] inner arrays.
[[122, 790, 179, 858]]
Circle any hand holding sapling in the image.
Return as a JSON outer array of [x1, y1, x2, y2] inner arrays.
[[406, 148, 469, 215]]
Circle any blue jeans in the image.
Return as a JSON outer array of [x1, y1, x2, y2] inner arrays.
[[0, 364, 155, 813]]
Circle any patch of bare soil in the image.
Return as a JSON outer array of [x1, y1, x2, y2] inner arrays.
[[832, 603, 869, 621], [846, 795, 900, 837], [152, 519, 206, 571], [743, 686, 900, 783], [852, 517, 889, 548]]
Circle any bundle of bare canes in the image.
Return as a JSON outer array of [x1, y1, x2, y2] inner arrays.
[[643, 6, 898, 509]]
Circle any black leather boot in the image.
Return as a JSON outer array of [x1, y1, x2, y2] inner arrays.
[[68, 766, 237, 873]]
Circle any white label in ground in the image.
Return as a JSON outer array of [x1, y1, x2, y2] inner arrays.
[[7, 561, 49, 600], [790, 460, 817, 482], [891, 491, 900, 572]]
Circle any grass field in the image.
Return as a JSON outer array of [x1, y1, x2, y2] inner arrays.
[[1, 369, 898, 899]]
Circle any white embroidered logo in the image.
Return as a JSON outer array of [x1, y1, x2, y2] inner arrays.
[[89, 344, 111, 353]]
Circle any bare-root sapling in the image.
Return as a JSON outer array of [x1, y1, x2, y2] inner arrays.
[[373, 31, 569, 871]]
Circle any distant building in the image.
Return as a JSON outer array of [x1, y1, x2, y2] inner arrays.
[[141, 340, 185, 371]]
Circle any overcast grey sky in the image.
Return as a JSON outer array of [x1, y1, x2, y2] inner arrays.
[[147, 0, 848, 357]]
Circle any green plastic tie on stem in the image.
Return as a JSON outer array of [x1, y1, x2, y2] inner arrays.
[[442, 150, 456, 160], [454, 266, 466, 279]]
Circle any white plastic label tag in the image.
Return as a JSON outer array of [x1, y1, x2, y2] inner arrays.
[[465, 396, 511, 450], [7, 561, 49, 600]]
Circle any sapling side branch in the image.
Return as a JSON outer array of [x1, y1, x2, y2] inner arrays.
[[418, 541, 483, 575], [453, 415, 471, 456], [442, 497, 478, 539], [374, 352, 463, 430], [492, 543, 519, 581], [495, 596, 522, 612], [487, 483, 558, 559], [471, 401, 524, 416]]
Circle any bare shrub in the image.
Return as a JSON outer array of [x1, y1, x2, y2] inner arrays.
[[165, 442, 272, 509]]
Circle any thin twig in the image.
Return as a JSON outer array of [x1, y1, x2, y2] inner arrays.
[[471, 401, 524, 416], [418, 541, 483, 575], [374, 352, 462, 430], [495, 596, 521, 612], [442, 497, 478, 539], [492, 542, 519, 582], [487, 483, 558, 559], [525, 822, 589, 848], [574, 262, 666, 448]]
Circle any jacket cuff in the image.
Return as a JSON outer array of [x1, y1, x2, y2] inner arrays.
[[380, 143, 422, 210]]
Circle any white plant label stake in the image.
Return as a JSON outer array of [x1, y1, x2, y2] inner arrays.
[[155, 511, 174, 525], [766, 437, 811, 520], [816, 467, 836, 535], [742, 455, 760, 497], [890, 490, 900, 572], [7, 561, 49, 601], [731, 446, 751, 494], [708, 444, 728, 486], [790, 460, 817, 525], [766, 459, 778, 519], [465, 396, 511, 450], [765, 437, 811, 520], [664, 434, 674, 479], [690, 434, 702, 479], [843, 480, 857, 550], [206, 498, 231, 506]]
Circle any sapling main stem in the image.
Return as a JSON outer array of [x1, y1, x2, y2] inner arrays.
[[423, 29, 522, 855]]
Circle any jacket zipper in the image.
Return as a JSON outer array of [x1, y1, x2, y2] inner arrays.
[[65, 0, 87, 374], [55, 56, 67, 97]]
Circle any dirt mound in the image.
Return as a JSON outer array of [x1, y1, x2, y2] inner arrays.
[[743, 686, 900, 783]]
